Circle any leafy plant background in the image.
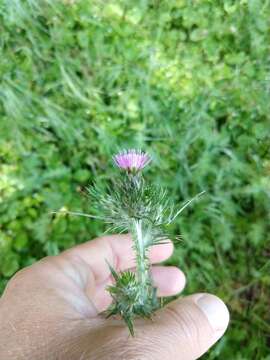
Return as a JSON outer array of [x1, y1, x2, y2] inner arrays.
[[0, 1, 270, 358]]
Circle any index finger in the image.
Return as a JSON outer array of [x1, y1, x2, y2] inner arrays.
[[62, 234, 173, 284]]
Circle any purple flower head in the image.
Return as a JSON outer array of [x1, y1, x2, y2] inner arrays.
[[113, 149, 151, 172]]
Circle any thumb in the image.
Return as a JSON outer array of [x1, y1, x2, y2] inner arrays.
[[136, 293, 230, 360]]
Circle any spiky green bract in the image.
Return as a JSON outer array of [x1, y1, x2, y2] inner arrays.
[[88, 173, 177, 238], [106, 265, 160, 336], [87, 174, 204, 239]]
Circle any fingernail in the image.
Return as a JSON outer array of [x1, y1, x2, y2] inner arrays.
[[196, 294, 230, 333]]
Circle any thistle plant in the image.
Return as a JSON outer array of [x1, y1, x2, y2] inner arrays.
[[53, 149, 204, 335], [85, 149, 204, 335]]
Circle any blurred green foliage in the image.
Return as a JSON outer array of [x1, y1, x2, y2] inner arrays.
[[0, 0, 270, 358]]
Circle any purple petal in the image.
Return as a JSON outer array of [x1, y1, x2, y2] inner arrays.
[[113, 149, 151, 171]]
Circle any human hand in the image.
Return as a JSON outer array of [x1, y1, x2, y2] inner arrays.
[[0, 234, 229, 359]]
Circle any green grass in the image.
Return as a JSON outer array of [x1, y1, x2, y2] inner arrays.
[[0, 0, 270, 358]]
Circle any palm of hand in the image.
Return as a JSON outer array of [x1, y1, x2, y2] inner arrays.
[[1, 235, 183, 359]]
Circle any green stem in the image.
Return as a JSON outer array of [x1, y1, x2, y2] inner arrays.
[[131, 218, 150, 300]]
